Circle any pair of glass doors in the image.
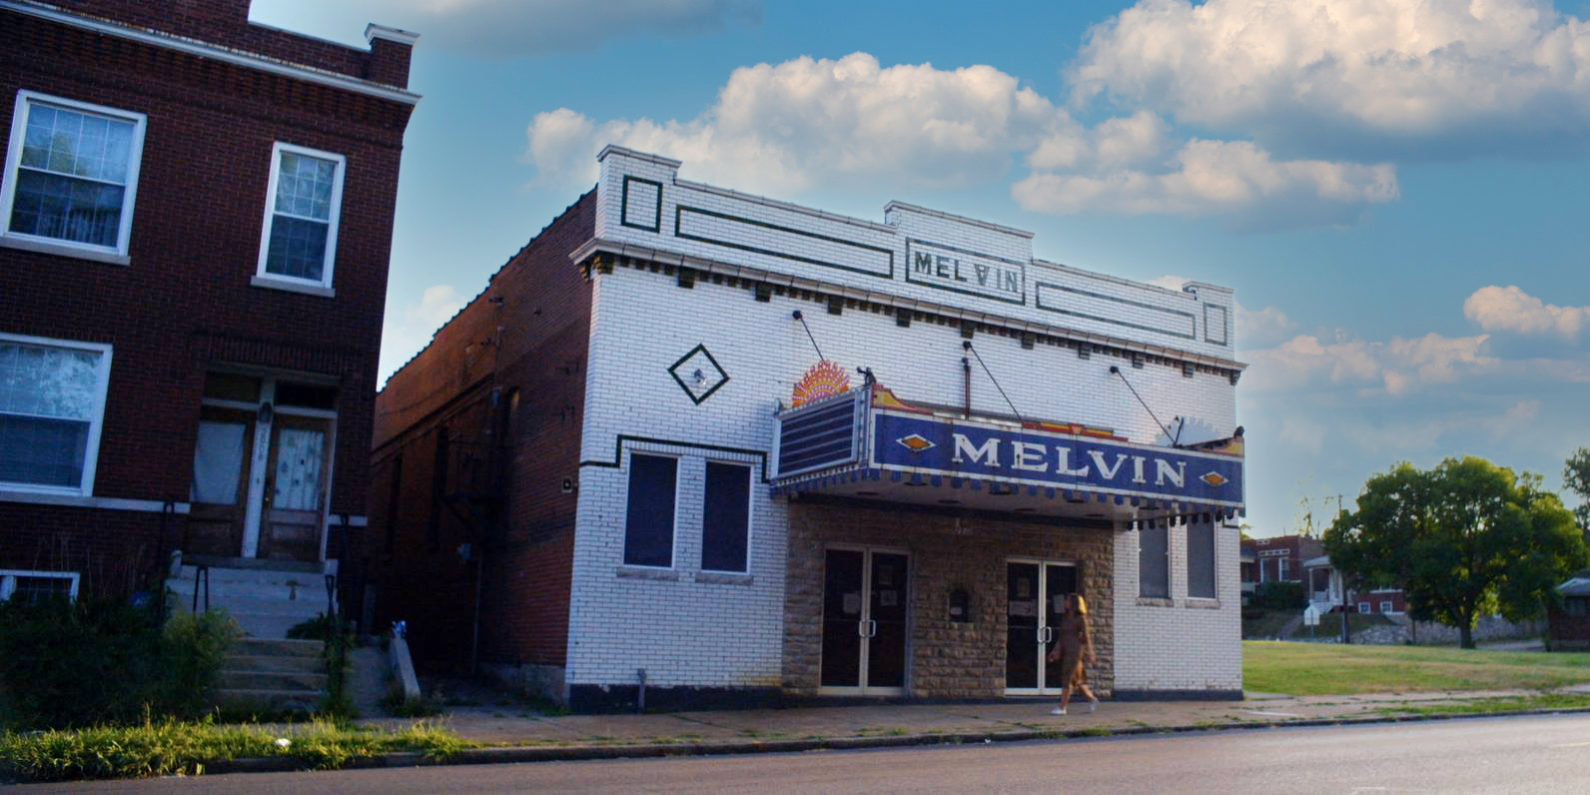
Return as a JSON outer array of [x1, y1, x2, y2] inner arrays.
[[818, 549, 1081, 696], [819, 547, 909, 695], [1006, 560, 1079, 695]]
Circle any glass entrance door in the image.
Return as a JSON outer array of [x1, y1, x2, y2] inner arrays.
[[819, 547, 909, 695], [1006, 560, 1078, 695]]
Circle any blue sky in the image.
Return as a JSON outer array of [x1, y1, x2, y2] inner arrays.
[[251, 0, 1590, 536]]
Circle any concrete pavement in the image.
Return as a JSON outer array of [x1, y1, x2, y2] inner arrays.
[[48, 712, 1590, 792], [350, 687, 1589, 749]]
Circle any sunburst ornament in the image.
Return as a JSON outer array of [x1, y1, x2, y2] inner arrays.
[[792, 360, 851, 407]]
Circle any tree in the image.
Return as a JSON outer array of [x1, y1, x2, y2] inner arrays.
[[1325, 457, 1588, 649], [1567, 448, 1590, 539]]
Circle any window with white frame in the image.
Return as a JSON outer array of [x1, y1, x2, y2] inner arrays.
[[1, 91, 146, 257], [1358, 601, 1371, 613], [622, 453, 677, 568], [1139, 524, 1170, 599], [0, 570, 79, 604], [0, 334, 112, 494], [256, 142, 344, 288], [1379, 601, 1394, 614], [1186, 520, 1217, 599], [701, 461, 751, 573]]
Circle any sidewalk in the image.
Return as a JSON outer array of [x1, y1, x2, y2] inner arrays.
[[354, 687, 1590, 753]]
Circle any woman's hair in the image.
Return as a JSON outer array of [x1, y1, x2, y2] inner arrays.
[[1072, 594, 1088, 615]]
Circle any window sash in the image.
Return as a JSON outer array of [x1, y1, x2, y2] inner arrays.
[[0, 334, 111, 495], [1186, 521, 1217, 599], [255, 142, 344, 288], [1, 91, 146, 255], [623, 454, 677, 568], [701, 461, 751, 573], [1139, 525, 1169, 599]]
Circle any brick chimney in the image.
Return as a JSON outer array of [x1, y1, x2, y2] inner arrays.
[[364, 24, 419, 89]]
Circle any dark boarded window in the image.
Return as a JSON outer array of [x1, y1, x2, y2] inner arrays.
[[1187, 520, 1217, 599], [701, 462, 751, 572], [624, 454, 677, 567], [1140, 524, 1170, 598]]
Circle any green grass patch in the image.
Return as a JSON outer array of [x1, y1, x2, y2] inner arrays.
[[1376, 692, 1590, 717], [0, 718, 474, 783], [1244, 641, 1590, 696]]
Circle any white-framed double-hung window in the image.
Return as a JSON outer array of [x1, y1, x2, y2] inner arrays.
[[254, 142, 345, 293], [0, 91, 146, 262], [0, 333, 113, 496]]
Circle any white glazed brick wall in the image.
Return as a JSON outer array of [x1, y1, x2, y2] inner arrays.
[[567, 266, 1238, 688], [1112, 522, 1244, 692], [592, 147, 1238, 364], [566, 149, 1243, 690]]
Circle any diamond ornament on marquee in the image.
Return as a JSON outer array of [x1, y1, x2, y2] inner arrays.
[[1199, 471, 1229, 488], [896, 434, 935, 453]]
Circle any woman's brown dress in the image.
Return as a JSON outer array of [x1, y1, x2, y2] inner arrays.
[[1056, 610, 1087, 689]]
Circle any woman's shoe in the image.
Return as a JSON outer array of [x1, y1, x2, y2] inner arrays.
[[1087, 698, 1098, 714], [1051, 707, 1066, 715]]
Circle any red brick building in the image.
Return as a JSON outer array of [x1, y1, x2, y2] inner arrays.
[[1547, 576, 1590, 650], [1240, 534, 1322, 586], [0, 0, 416, 609]]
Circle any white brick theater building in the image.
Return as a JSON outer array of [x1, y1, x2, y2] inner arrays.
[[371, 146, 1247, 712]]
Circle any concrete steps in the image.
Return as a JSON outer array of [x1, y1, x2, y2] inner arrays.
[[167, 563, 330, 638], [214, 638, 326, 715]]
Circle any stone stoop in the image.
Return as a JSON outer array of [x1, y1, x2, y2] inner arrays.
[[214, 638, 328, 713], [166, 562, 331, 638]]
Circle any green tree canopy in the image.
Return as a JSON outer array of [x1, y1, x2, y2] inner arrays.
[[1567, 448, 1590, 537], [1325, 457, 1587, 648]]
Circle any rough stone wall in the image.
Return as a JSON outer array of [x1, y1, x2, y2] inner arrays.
[[783, 500, 1115, 699]]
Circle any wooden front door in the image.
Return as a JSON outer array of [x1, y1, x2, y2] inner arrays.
[[186, 406, 256, 557], [258, 415, 331, 562]]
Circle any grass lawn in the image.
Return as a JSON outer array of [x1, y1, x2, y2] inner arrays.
[[0, 718, 474, 784], [1243, 641, 1590, 696]]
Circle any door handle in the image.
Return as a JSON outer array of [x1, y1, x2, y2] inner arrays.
[[867, 620, 878, 638], [859, 619, 869, 638], [1039, 626, 1053, 644]]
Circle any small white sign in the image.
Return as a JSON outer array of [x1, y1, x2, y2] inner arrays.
[[1303, 605, 1321, 626]]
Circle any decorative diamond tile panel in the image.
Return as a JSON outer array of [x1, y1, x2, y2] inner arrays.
[[668, 343, 729, 405], [896, 433, 935, 453]]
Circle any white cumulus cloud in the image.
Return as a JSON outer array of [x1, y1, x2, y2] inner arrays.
[[529, 53, 1398, 229], [1012, 138, 1397, 227], [1464, 284, 1588, 341], [1070, 0, 1590, 160], [1244, 331, 1499, 395]]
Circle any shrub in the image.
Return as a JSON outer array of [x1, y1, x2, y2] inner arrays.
[[159, 611, 241, 717], [1253, 581, 1306, 610], [0, 599, 237, 730]]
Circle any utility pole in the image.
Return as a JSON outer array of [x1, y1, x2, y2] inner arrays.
[[1335, 494, 1350, 644]]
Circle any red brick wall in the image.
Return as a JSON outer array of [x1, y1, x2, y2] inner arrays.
[[0, 5, 412, 583], [0, 503, 171, 596], [1549, 599, 1590, 646], [369, 193, 595, 671], [51, 1, 414, 87]]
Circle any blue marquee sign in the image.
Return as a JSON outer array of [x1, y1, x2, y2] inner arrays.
[[870, 411, 1243, 508]]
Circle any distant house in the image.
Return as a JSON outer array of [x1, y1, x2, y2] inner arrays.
[[1240, 535, 1322, 587], [1548, 576, 1590, 650], [1301, 554, 1405, 615]]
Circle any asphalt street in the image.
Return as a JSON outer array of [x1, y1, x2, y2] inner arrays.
[[43, 713, 1590, 793]]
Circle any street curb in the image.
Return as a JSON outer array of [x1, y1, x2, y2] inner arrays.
[[199, 704, 1590, 776]]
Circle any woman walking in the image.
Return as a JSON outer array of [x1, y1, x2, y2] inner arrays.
[[1046, 593, 1099, 715]]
